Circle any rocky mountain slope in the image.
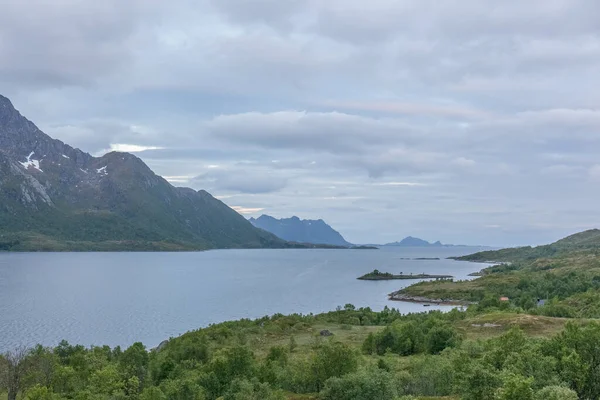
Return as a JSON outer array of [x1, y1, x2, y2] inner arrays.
[[249, 215, 352, 246], [0, 94, 285, 251]]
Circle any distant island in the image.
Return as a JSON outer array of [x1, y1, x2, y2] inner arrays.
[[350, 245, 379, 250], [384, 236, 463, 247], [357, 269, 453, 280], [249, 215, 352, 247]]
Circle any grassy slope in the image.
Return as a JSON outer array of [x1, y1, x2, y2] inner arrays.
[[397, 230, 600, 312], [455, 229, 600, 262], [165, 310, 572, 400], [0, 308, 575, 400]]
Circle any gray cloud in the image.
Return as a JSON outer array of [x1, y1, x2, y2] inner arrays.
[[0, 0, 165, 88], [1, 0, 600, 245], [192, 167, 289, 194]]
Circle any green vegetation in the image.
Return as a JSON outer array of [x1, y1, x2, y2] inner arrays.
[[358, 270, 453, 281], [398, 230, 600, 318], [1, 306, 598, 400]]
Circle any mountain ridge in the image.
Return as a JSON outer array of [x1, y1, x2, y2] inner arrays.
[[0, 94, 286, 251], [249, 214, 352, 247], [454, 229, 600, 262]]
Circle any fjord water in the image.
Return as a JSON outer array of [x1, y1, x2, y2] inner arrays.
[[0, 247, 489, 351]]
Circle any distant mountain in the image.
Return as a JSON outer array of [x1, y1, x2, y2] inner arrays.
[[0, 94, 286, 251], [384, 236, 446, 247], [249, 215, 352, 247]]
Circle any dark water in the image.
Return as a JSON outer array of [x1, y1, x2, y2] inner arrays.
[[0, 247, 489, 351]]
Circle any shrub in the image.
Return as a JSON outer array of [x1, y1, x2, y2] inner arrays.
[[320, 369, 399, 400]]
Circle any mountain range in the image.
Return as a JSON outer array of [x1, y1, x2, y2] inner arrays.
[[249, 215, 352, 247], [0, 94, 287, 251]]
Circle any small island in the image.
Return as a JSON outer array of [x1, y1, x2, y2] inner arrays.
[[357, 269, 453, 280]]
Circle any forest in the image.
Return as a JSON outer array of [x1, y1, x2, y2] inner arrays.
[[1, 305, 597, 400]]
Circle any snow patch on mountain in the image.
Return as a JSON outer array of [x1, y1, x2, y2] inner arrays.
[[20, 151, 43, 172]]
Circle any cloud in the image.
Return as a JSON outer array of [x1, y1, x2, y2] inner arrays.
[[109, 144, 164, 153], [206, 111, 420, 154], [2, 0, 600, 245], [322, 100, 490, 118], [372, 182, 426, 187], [589, 165, 600, 180], [453, 157, 476, 168], [231, 206, 265, 215], [192, 168, 289, 194], [0, 0, 165, 88]]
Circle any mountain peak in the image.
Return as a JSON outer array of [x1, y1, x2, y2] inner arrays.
[[249, 214, 352, 246], [0, 94, 14, 107], [0, 93, 285, 250]]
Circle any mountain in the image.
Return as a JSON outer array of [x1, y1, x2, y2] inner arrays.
[[249, 215, 352, 247], [0, 94, 286, 251], [384, 236, 445, 247], [454, 229, 600, 262]]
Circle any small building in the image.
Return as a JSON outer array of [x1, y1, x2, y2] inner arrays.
[[499, 297, 510, 302], [537, 299, 546, 307]]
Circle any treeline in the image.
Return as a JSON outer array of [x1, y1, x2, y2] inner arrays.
[[1, 307, 599, 399]]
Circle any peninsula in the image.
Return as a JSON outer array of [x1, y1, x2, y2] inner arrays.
[[357, 269, 453, 280]]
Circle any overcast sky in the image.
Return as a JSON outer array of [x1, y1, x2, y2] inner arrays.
[[2, 0, 600, 246]]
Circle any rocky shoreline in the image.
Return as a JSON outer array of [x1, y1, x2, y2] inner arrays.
[[388, 292, 476, 306]]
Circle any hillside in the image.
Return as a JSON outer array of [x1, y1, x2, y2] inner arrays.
[[396, 229, 600, 317], [249, 215, 352, 247], [0, 95, 286, 251], [2, 307, 596, 400], [454, 229, 600, 262]]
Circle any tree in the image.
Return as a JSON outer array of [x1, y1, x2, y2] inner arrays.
[[160, 377, 205, 400], [534, 386, 578, 400], [0, 346, 33, 400], [266, 346, 288, 367], [462, 366, 501, 400], [497, 374, 534, 400], [320, 369, 399, 400], [425, 325, 461, 354], [25, 385, 64, 400], [119, 342, 148, 386], [87, 365, 124, 397], [311, 342, 358, 391], [204, 346, 256, 397], [223, 379, 284, 400], [29, 346, 59, 389], [139, 386, 166, 400]]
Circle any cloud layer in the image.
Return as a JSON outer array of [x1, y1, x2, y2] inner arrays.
[[2, 0, 600, 246]]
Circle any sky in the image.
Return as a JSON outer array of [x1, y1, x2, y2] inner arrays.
[[1, 0, 600, 247]]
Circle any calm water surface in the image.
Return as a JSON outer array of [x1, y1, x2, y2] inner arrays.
[[0, 247, 489, 351]]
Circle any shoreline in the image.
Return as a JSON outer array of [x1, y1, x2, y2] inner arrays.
[[388, 292, 476, 306]]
